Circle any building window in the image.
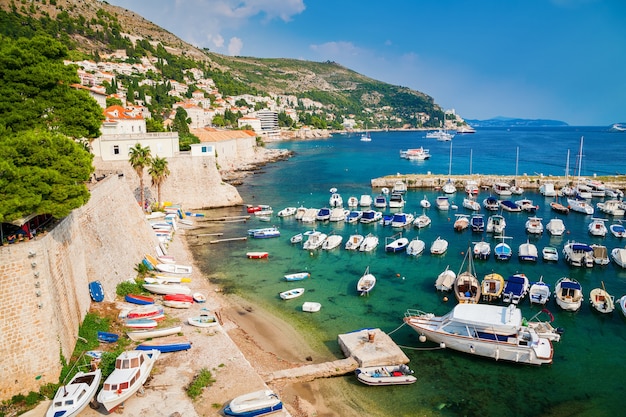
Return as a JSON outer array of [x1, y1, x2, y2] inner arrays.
[[113, 145, 120, 155], [202, 146, 208, 153]]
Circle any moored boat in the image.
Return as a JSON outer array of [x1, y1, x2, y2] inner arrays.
[[357, 266, 376, 296], [453, 249, 481, 304], [611, 247, 626, 268], [280, 287, 305, 300], [481, 272, 504, 302], [589, 284, 615, 314], [529, 277, 551, 305], [562, 241, 594, 267], [430, 236, 449, 255], [502, 273, 530, 304], [554, 277, 583, 311], [435, 266, 456, 292], [404, 304, 553, 365], [246, 251, 269, 259], [406, 237, 425, 256], [284, 272, 310, 281], [359, 233, 379, 252], [345, 234, 364, 250], [302, 301, 321, 312], [473, 240, 491, 260], [355, 364, 417, 386]]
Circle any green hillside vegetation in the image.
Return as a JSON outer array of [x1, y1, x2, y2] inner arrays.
[[0, 0, 446, 130]]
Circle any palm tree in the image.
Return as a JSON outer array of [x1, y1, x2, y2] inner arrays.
[[149, 156, 170, 209], [128, 143, 152, 211]]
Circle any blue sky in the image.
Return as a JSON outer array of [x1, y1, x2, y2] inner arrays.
[[107, 0, 626, 126]]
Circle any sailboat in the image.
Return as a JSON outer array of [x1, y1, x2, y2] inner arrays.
[[510, 147, 524, 195], [442, 141, 456, 194], [360, 124, 372, 142], [567, 137, 594, 215]]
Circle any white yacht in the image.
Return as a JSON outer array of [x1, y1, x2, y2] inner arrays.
[[435, 196, 450, 211], [404, 304, 553, 365], [525, 217, 543, 234], [492, 182, 512, 196], [359, 194, 373, 207], [597, 200, 625, 216], [588, 218, 608, 237], [388, 192, 405, 208], [546, 218, 566, 236], [562, 241, 594, 267], [567, 197, 594, 215]]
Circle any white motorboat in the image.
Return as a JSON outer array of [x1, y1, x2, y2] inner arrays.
[[277, 206, 296, 217], [435, 196, 450, 211], [430, 236, 448, 255], [502, 273, 529, 305], [284, 272, 311, 281], [546, 218, 566, 236], [617, 295, 626, 316], [492, 182, 512, 196], [294, 206, 307, 220], [290, 233, 303, 244], [567, 197, 594, 215], [388, 192, 405, 208], [442, 179, 456, 194], [347, 196, 359, 207], [357, 266, 376, 295], [404, 304, 553, 365], [321, 234, 343, 250], [302, 231, 327, 250], [562, 241, 594, 267], [280, 287, 305, 300], [406, 237, 425, 256], [500, 200, 521, 212], [483, 195, 500, 211], [385, 234, 409, 252], [413, 214, 432, 229], [355, 364, 416, 386], [302, 301, 321, 312], [473, 241, 491, 260], [591, 244, 610, 265], [315, 207, 331, 221], [525, 217, 543, 234], [596, 199, 625, 216], [329, 192, 343, 208], [542, 246, 559, 262], [453, 214, 470, 231], [154, 263, 193, 275], [465, 180, 479, 195], [426, 129, 455, 141], [539, 182, 557, 197], [554, 277, 583, 311], [518, 240, 538, 262], [392, 180, 407, 194], [359, 194, 373, 207], [46, 366, 101, 417], [373, 194, 387, 208], [480, 273, 504, 302], [528, 277, 551, 305], [359, 233, 379, 252], [97, 350, 160, 412], [462, 197, 481, 211], [486, 214, 506, 234], [390, 212, 414, 228], [420, 195, 431, 208], [345, 234, 364, 250], [224, 389, 283, 416], [360, 210, 382, 224], [400, 147, 431, 161], [329, 207, 347, 222], [435, 266, 456, 291], [588, 218, 608, 237], [611, 247, 626, 268], [610, 222, 626, 238], [470, 214, 485, 232], [589, 285, 615, 314], [345, 210, 363, 223]]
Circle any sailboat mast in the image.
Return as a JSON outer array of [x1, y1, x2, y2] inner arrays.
[[576, 136, 584, 186], [515, 147, 519, 185]]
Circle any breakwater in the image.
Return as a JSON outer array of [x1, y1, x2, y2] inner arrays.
[[370, 173, 626, 191]]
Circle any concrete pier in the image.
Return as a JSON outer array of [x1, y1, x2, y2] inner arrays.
[[264, 328, 409, 383]]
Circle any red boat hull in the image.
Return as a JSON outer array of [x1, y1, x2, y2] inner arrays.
[[164, 293, 193, 303]]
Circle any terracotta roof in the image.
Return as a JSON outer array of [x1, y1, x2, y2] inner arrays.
[[191, 127, 256, 142], [103, 105, 143, 120]]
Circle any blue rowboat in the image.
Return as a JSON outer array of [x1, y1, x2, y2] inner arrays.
[[89, 281, 104, 302], [97, 331, 119, 343], [125, 294, 155, 305]]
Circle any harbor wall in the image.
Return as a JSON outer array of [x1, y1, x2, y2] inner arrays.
[[0, 175, 158, 399]]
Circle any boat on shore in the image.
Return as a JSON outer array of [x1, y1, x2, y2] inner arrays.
[[136, 336, 192, 353], [224, 389, 283, 417], [46, 358, 101, 417], [404, 304, 553, 365], [126, 325, 183, 342]]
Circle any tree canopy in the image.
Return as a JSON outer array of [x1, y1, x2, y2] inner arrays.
[[0, 128, 94, 222], [0, 35, 104, 138]]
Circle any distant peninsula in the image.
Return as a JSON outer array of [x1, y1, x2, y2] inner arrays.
[[465, 117, 568, 128]]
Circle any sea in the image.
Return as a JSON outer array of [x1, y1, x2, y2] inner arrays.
[[189, 126, 625, 417]]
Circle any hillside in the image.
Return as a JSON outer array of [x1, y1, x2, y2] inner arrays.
[[0, 0, 452, 129]]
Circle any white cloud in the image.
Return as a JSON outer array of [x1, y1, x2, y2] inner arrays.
[[211, 34, 225, 49], [228, 37, 244, 56], [310, 41, 362, 59]]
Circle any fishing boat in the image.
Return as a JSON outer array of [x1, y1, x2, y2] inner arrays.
[[611, 247, 626, 268], [529, 277, 551, 305], [413, 214, 432, 229], [404, 304, 553, 365], [357, 266, 376, 296], [453, 250, 481, 304], [302, 231, 327, 250], [136, 336, 192, 353], [224, 389, 283, 417], [554, 277, 583, 311], [589, 283, 615, 314], [246, 251, 269, 259], [591, 244, 610, 265], [284, 272, 310, 281], [435, 266, 456, 292], [430, 236, 448, 255], [124, 294, 155, 305], [46, 361, 101, 417], [550, 200, 570, 214], [279, 287, 305, 300], [321, 234, 343, 250], [502, 273, 530, 304], [494, 235, 513, 261], [481, 273, 504, 302], [355, 364, 417, 386], [588, 218, 608, 237], [97, 349, 160, 412], [385, 234, 409, 252], [525, 217, 543, 234]]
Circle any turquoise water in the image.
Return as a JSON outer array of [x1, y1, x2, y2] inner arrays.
[[191, 127, 625, 417]]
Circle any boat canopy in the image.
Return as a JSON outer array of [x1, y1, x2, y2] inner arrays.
[[572, 244, 593, 252], [448, 304, 522, 333], [561, 281, 581, 290]]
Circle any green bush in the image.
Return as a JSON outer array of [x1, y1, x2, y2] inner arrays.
[[186, 368, 216, 400]]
